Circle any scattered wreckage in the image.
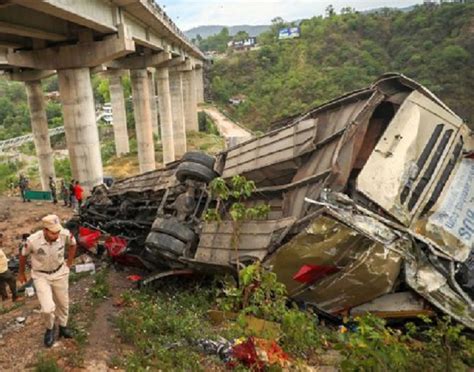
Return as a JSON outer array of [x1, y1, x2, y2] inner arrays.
[[77, 73, 474, 329]]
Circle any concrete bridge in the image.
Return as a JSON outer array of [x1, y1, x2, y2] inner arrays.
[[0, 0, 205, 192]]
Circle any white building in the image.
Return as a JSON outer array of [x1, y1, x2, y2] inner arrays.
[[102, 102, 113, 124]]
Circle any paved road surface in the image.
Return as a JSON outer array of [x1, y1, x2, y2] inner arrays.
[[201, 106, 252, 147]]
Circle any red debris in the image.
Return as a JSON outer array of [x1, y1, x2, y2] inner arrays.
[[104, 236, 128, 257], [126, 275, 143, 282], [78, 227, 101, 250], [293, 264, 339, 284], [229, 337, 290, 370]]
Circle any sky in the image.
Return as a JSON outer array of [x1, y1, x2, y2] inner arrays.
[[157, 0, 423, 30]]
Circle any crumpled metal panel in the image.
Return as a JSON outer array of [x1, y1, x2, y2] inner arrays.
[[357, 90, 463, 226], [195, 217, 295, 266], [405, 251, 474, 330], [297, 240, 402, 313], [412, 158, 474, 262], [266, 210, 404, 313], [283, 93, 384, 219], [222, 118, 318, 179]]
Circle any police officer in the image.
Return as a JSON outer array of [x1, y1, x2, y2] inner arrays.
[[18, 215, 77, 347], [18, 174, 30, 202], [49, 176, 58, 204]]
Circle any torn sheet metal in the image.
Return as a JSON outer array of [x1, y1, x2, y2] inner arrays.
[[419, 158, 474, 262], [405, 250, 474, 329], [350, 292, 431, 317], [266, 209, 404, 313], [357, 90, 463, 226], [193, 217, 295, 266]]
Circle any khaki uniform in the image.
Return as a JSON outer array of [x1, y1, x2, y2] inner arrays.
[[0, 249, 8, 274], [22, 229, 76, 329]]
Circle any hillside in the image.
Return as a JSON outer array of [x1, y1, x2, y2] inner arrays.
[[210, 4, 474, 131], [185, 24, 270, 39]]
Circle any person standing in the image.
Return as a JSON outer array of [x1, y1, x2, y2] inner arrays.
[[74, 181, 84, 209], [0, 233, 18, 302], [68, 179, 76, 209], [18, 174, 30, 202], [60, 180, 69, 207], [49, 176, 58, 204], [18, 215, 77, 347]]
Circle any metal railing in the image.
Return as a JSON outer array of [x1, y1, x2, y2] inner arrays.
[[0, 126, 65, 152], [0, 109, 111, 152]]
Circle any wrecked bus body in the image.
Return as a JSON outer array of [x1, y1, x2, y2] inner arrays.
[[79, 73, 473, 329]]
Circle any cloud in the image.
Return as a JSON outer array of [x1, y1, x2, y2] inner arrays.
[[157, 0, 421, 30]]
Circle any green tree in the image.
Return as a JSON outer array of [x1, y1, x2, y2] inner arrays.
[[209, 3, 474, 130]]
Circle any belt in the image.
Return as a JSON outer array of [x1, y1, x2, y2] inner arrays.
[[36, 263, 63, 274]]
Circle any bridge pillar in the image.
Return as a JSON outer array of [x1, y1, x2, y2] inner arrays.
[[169, 71, 187, 158], [130, 69, 156, 172], [195, 68, 205, 103], [182, 69, 199, 132], [57, 68, 103, 193], [156, 67, 175, 164], [108, 71, 130, 156], [148, 70, 159, 137], [24, 80, 55, 191]]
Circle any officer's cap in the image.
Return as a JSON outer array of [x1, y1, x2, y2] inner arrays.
[[42, 215, 62, 233]]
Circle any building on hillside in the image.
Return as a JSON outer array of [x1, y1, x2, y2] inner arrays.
[[227, 37, 257, 51], [45, 91, 60, 102], [228, 94, 246, 106], [278, 27, 301, 40], [102, 103, 113, 124]]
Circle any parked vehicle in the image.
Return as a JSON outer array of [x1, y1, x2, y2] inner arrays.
[[78, 73, 473, 329]]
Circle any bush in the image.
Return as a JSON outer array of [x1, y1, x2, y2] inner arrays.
[[54, 157, 72, 180], [0, 161, 21, 193]]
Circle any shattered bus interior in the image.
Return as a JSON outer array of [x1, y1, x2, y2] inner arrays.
[[78, 73, 474, 329]]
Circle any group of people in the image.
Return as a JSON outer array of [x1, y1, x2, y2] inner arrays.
[[18, 174, 84, 209], [0, 215, 77, 347], [50, 178, 83, 209]]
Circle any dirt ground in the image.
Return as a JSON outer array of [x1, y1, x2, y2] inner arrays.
[[0, 196, 140, 371], [0, 195, 74, 256]]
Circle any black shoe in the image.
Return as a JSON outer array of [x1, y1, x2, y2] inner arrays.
[[44, 327, 55, 347], [58, 326, 73, 339]]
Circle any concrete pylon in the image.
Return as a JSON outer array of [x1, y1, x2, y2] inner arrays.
[[57, 68, 103, 193], [108, 71, 130, 156], [169, 71, 187, 158], [195, 68, 205, 103], [24, 80, 55, 191], [148, 70, 159, 137], [182, 69, 199, 132], [156, 67, 175, 164], [130, 69, 156, 173]]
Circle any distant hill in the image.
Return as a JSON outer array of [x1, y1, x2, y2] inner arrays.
[[185, 25, 270, 40], [210, 4, 474, 131]]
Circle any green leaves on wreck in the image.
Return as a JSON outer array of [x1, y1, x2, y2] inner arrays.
[[205, 175, 270, 223]]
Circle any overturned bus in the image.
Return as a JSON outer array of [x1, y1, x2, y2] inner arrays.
[[79, 73, 474, 329]]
